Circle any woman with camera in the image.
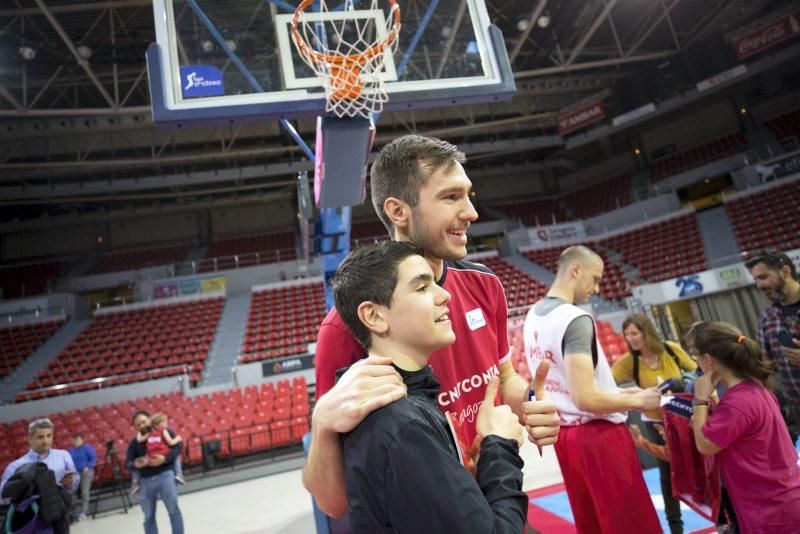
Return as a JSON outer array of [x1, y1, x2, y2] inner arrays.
[[612, 313, 698, 534]]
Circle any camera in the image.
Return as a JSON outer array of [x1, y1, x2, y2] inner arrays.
[[140, 425, 152, 434]]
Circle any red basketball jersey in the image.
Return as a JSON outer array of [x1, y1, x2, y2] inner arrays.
[[315, 258, 510, 447]]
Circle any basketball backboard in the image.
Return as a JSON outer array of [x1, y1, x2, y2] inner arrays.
[[148, 0, 515, 128]]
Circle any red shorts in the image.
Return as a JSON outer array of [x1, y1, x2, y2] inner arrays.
[[554, 420, 662, 534]]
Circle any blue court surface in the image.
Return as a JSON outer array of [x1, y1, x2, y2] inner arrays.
[[528, 444, 800, 533], [527, 468, 714, 533]]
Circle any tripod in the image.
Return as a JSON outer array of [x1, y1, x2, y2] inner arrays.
[[90, 441, 132, 519]]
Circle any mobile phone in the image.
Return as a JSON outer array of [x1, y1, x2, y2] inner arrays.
[[657, 379, 677, 393], [777, 331, 799, 349]]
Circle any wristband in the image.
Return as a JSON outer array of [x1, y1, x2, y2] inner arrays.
[[691, 398, 710, 407]]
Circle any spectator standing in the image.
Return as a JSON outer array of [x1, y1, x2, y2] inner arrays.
[[687, 321, 800, 533], [1, 418, 79, 499], [746, 250, 800, 439], [125, 410, 184, 534], [613, 313, 697, 534], [69, 433, 96, 521]]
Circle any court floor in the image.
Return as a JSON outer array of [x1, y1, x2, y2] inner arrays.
[[70, 438, 726, 533]]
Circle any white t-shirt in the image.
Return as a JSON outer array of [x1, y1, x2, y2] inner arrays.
[[524, 299, 627, 426]]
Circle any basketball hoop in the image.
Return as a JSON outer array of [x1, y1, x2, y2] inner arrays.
[[291, 0, 401, 118]]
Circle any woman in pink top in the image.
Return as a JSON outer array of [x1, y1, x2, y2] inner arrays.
[[687, 321, 800, 534]]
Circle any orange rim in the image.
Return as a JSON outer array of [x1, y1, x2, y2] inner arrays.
[[290, 0, 401, 68]]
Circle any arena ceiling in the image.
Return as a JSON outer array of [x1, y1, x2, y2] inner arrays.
[[0, 0, 788, 221]]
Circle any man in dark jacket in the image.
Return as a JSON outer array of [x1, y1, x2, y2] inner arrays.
[[330, 241, 531, 532], [125, 410, 184, 534]]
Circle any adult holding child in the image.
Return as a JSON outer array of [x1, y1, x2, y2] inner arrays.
[[125, 410, 184, 534], [612, 313, 698, 534]]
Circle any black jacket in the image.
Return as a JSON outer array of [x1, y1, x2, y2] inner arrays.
[[343, 364, 528, 533], [1, 461, 71, 533], [124, 428, 182, 479]]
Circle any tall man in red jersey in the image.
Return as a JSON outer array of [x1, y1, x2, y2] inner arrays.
[[303, 135, 561, 518]]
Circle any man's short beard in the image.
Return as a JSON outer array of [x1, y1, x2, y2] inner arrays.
[[408, 209, 464, 262], [765, 276, 786, 302]]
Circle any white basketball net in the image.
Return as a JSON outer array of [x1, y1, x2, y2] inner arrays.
[[291, 0, 401, 119]]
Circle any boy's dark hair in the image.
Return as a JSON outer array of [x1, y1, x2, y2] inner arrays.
[[370, 135, 466, 237], [132, 409, 150, 424], [684, 321, 775, 387], [332, 241, 424, 349], [744, 249, 797, 280]]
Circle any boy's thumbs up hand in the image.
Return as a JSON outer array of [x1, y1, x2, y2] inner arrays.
[[476, 376, 524, 448]]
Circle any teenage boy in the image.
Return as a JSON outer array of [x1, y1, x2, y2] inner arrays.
[[304, 134, 560, 517], [332, 240, 529, 532]]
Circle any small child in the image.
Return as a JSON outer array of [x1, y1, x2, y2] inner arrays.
[[688, 321, 800, 533], [135, 412, 186, 485]]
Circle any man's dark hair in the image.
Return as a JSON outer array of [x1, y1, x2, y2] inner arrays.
[[132, 409, 149, 424], [370, 135, 466, 237], [72, 433, 82, 439], [332, 241, 424, 349], [745, 249, 797, 280]]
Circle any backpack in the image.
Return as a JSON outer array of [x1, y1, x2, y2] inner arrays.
[[632, 342, 694, 392], [4, 496, 54, 534]]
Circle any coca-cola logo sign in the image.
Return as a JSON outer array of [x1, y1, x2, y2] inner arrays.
[[732, 12, 800, 59]]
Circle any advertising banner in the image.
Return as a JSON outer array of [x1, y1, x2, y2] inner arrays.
[[262, 353, 314, 377], [153, 282, 179, 299], [731, 12, 800, 59], [612, 102, 656, 127], [557, 101, 606, 135], [526, 222, 586, 247], [696, 65, 747, 92], [200, 276, 227, 293]]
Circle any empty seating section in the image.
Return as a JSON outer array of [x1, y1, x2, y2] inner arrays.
[[492, 198, 568, 226], [350, 219, 389, 246], [240, 283, 327, 363], [596, 321, 628, 365], [88, 244, 191, 275], [523, 246, 634, 299], [0, 320, 64, 378], [200, 231, 296, 272], [650, 132, 747, 182], [764, 109, 800, 146], [477, 256, 548, 313], [507, 320, 626, 382], [600, 214, 706, 282], [559, 174, 631, 219], [18, 298, 223, 402], [725, 179, 800, 252], [0, 260, 70, 299], [0, 379, 310, 482]]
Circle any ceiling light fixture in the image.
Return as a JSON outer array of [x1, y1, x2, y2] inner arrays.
[[19, 46, 36, 60], [77, 45, 92, 59], [537, 13, 550, 28]]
